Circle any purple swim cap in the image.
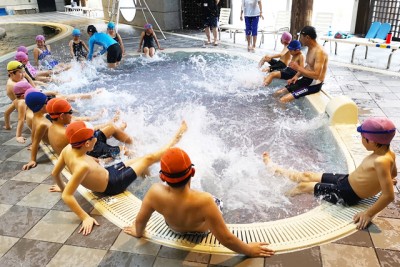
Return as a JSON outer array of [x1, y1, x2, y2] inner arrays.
[[144, 23, 152, 30], [357, 117, 396, 145], [17, 46, 28, 54], [15, 51, 28, 62], [36, 35, 45, 41], [281, 32, 292, 44]]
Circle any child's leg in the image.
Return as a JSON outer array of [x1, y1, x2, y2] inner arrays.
[[100, 122, 133, 144], [263, 71, 281, 86], [286, 182, 318, 196], [124, 121, 187, 177], [4, 103, 15, 130], [143, 47, 150, 57], [263, 152, 322, 183], [280, 93, 295, 103], [60, 88, 103, 101], [149, 48, 156, 57]]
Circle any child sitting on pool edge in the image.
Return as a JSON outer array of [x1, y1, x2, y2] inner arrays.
[[137, 23, 163, 58], [263, 117, 397, 230]]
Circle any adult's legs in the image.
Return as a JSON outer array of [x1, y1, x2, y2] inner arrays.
[[212, 27, 218, 45], [205, 26, 211, 44], [125, 121, 187, 177]]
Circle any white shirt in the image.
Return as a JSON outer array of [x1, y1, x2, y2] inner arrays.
[[242, 0, 261, 17]]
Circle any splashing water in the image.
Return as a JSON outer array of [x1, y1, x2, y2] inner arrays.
[[50, 51, 347, 223]]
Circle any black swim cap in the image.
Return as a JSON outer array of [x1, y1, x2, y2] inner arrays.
[[300, 26, 317, 40], [87, 25, 97, 34]]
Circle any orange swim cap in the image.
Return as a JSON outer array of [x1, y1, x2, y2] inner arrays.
[[65, 121, 94, 147], [160, 147, 194, 184], [46, 98, 72, 119]]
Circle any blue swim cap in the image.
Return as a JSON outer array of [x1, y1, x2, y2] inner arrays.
[[25, 91, 47, 113], [107, 22, 115, 29], [287, 40, 301, 50], [72, 29, 81, 36]]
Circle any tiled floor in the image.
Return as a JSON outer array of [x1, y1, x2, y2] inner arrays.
[[0, 12, 400, 266]]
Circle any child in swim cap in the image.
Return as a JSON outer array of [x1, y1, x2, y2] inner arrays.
[[137, 23, 164, 58], [106, 22, 125, 56], [69, 28, 89, 61], [263, 40, 304, 86], [258, 31, 292, 72]]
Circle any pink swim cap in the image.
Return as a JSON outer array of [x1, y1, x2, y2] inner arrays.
[[17, 46, 28, 54], [144, 23, 152, 30], [357, 117, 396, 145], [281, 32, 292, 44], [15, 51, 28, 62], [35, 35, 45, 41], [24, 88, 41, 98], [14, 81, 33, 96]]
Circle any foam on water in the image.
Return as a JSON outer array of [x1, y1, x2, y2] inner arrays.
[[50, 51, 347, 223]]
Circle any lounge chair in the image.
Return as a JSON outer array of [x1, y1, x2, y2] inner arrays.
[[320, 22, 399, 69], [258, 11, 290, 50], [314, 12, 334, 38], [218, 8, 244, 43]]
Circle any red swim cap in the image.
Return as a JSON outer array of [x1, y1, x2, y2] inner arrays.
[[160, 148, 193, 184], [46, 98, 72, 119], [65, 121, 95, 147]]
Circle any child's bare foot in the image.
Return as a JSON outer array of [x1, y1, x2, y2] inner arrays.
[[112, 109, 121, 122], [16, 136, 26, 144], [285, 186, 303, 197], [262, 152, 271, 165], [119, 121, 127, 131]]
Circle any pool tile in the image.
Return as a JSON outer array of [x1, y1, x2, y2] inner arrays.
[[0, 179, 6, 187], [209, 254, 263, 267], [375, 248, 400, 267], [5, 147, 45, 163], [52, 192, 94, 213], [110, 232, 161, 255], [264, 246, 321, 267], [320, 243, 380, 267], [0, 238, 62, 267], [378, 191, 400, 219], [0, 180, 38, 205], [377, 100, 400, 108], [24, 210, 80, 243], [358, 107, 386, 117], [0, 145, 25, 161], [0, 203, 12, 217], [157, 246, 210, 263], [2, 137, 31, 147], [65, 214, 121, 250], [0, 205, 48, 237], [47, 245, 107, 267], [0, 236, 19, 257], [0, 161, 24, 180], [16, 184, 61, 209], [154, 257, 208, 267], [369, 217, 400, 251], [11, 162, 54, 183], [98, 251, 156, 267], [333, 229, 373, 247]]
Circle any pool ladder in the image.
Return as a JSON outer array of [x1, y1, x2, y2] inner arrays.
[[107, 0, 166, 40]]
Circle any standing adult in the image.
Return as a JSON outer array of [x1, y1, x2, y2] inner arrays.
[[240, 0, 263, 52], [273, 26, 329, 103], [87, 25, 122, 69], [203, 0, 220, 46]]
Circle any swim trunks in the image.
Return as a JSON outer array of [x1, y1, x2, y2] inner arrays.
[[267, 59, 287, 72], [204, 16, 218, 29], [285, 77, 323, 99], [314, 173, 362, 205], [106, 43, 122, 63], [280, 67, 297, 80], [167, 196, 223, 236], [87, 130, 121, 159], [104, 162, 137, 195]]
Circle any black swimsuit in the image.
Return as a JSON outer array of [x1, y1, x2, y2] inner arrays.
[[72, 40, 87, 60], [143, 33, 156, 50]]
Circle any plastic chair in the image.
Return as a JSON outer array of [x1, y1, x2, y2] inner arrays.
[[365, 21, 381, 38], [375, 22, 391, 39]]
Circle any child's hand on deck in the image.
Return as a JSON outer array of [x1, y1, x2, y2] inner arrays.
[[353, 212, 372, 229]]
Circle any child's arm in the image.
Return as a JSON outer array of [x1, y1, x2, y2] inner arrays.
[[15, 100, 27, 143], [23, 123, 47, 170], [137, 32, 144, 52], [60, 163, 99, 235], [117, 33, 125, 54], [51, 149, 67, 192], [69, 40, 75, 58], [33, 48, 40, 67], [153, 33, 163, 50], [297, 53, 305, 68], [353, 156, 395, 229]]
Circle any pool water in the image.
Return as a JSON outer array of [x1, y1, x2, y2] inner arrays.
[[0, 23, 59, 56], [51, 51, 348, 224]]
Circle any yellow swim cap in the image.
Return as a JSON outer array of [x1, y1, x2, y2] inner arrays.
[[7, 60, 24, 71]]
